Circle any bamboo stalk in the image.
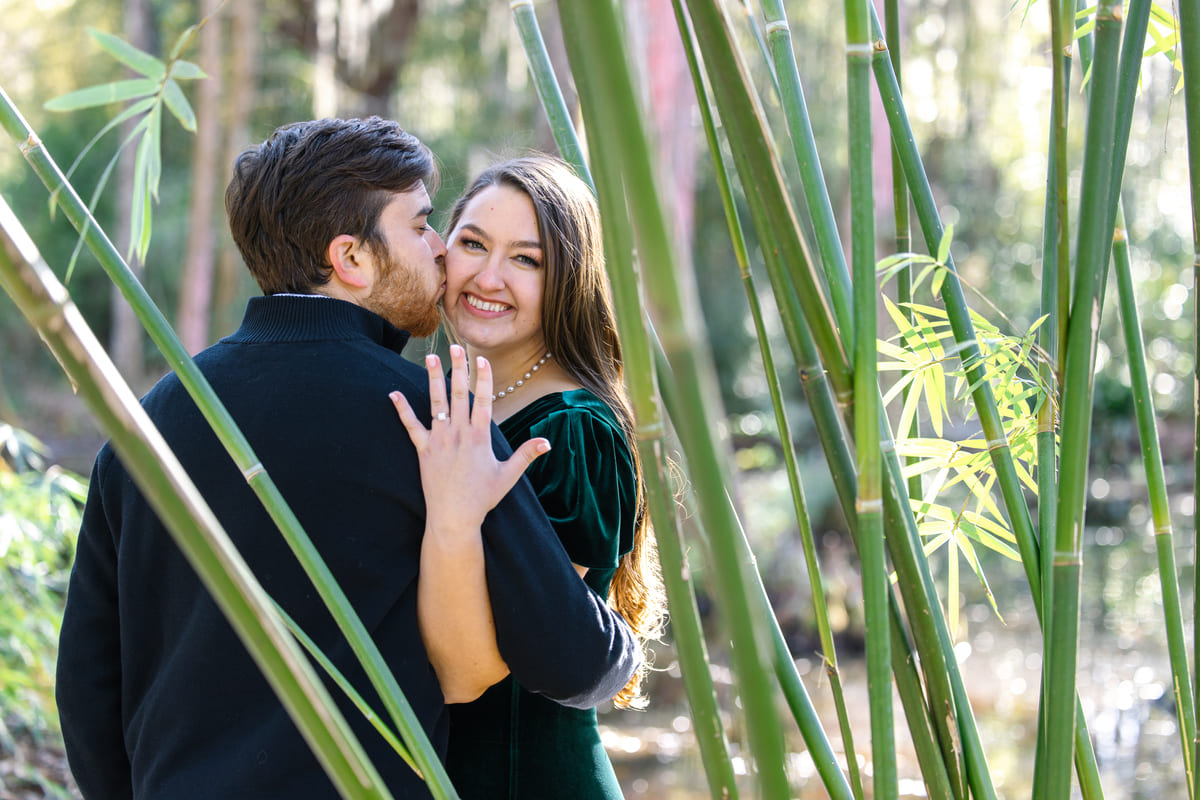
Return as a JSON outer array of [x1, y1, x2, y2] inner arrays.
[[555, 3, 791, 794], [1112, 208, 1197, 794], [883, 0, 922, 506], [1032, 1, 1072, 794], [1100, 2, 1196, 790], [0, 198, 393, 800], [758, 0, 853, 351], [509, 0, 593, 189], [682, 0, 852, 405], [683, 7, 975, 792], [843, 1, 895, 797], [1177, 0, 1200, 792], [676, 10, 855, 795], [506, 13, 742, 795], [0, 85, 456, 798], [1039, 4, 1124, 796]]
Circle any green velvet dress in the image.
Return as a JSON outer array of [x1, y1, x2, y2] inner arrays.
[[445, 389, 635, 799]]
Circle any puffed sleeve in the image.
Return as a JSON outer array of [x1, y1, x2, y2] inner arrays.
[[523, 406, 635, 571]]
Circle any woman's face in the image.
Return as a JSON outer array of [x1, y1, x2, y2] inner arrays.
[[442, 184, 548, 360]]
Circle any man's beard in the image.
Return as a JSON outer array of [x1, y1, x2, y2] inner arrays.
[[364, 250, 442, 337]]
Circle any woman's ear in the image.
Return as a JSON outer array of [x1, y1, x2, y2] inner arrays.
[[327, 234, 371, 289]]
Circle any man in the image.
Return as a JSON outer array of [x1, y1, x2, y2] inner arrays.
[[55, 117, 638, 799]]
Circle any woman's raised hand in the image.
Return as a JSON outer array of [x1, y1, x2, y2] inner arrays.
[[390, 344, 550, 532]]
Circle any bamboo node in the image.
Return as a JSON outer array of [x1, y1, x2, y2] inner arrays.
[[855, 497, 883, 514], [879, 438, 896, 453], [846, 43, 874, 57], [509, 0, 532, 9], [986, 435, 1008, 451], [764, 19, 789, 36], [20, 132, 42, 156], [242, 462, 266, 482], [874, 38, 888, 53]]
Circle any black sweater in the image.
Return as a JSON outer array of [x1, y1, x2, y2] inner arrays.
[[56, 295, 638, 799]]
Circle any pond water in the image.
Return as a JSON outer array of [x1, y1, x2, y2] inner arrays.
[[600, 486, 1194, 799]]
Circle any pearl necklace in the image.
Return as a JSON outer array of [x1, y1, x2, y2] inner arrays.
[[493, 353, 552, 401]]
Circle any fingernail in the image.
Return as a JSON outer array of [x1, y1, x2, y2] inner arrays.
[[537, 440, 551, 453], [426, 354, 437, 367], [450, 344, 463, 357], [477, 356, 487, 369], [389, 391, 399, 401]]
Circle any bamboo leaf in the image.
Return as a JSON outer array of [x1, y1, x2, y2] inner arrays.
[[44, 79, 158, 112], [168, 59, 207, 81], [936, 223, 954, 265], [162, 79, 196, 132], [168, 24, 201, 62], [88, 27, 166, 79]]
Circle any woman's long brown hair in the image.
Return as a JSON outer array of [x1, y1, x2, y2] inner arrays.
[[445, 155, 667, 708]]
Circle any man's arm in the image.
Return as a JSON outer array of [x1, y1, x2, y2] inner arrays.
[[56, 451, 134, 798]]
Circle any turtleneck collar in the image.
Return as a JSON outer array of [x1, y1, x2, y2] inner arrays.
[[228, 294, 412, 355]]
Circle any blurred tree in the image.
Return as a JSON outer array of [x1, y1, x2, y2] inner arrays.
[[177, 0, 223, 354], [111, 0, 156, 385]]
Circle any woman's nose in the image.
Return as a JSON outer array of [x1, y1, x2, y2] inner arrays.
[[475, 259, 504, 290]]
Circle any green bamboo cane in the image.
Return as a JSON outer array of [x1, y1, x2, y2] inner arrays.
[[883, 0, 922, 506], [1097, 2, 1196, 789], [679, 5, 972, 792], [1112, 210, 1197, 795], [863, 9, 1113, 797], [1032, 3, 1070, 796], [682, 0, 852, 406], [677, 14, 855, 797], [1178, 0, 1200, 791], [0, 86, 456, 798], [554, 3, 791, 794], [597, 153, 742, 800], [758, 0, 854, 352], [509, 7, 741, 795], [1039, 4, 1124, 797], [843, 2, 895, 797], [509, 0, 593, 189], [0, 198, 394, 800]]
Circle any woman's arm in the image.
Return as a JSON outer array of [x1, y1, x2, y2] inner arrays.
[[390, 345, 549, 703]]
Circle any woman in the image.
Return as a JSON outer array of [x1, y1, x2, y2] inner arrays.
[[393, 155, 665, 798]]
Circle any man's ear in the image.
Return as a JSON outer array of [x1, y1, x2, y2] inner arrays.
[[327, 234, 371, 289]]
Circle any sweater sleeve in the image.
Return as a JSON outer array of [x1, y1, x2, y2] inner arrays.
[[56, 449, 133, 799], [479, 425, 639, 709]]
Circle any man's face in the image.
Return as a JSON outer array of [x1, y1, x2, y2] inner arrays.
[[360, 185, 447, 336]]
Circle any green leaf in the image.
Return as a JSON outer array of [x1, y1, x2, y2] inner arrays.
[[89, 27, 165, 79], [162, 79, 197, 132], [44, 79, 158, 112], [935, 223, 954, 265], [169, 59, 207, 81]]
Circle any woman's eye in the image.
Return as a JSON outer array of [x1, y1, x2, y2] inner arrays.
[[462, 238, 485, 251], [515, 254, 541, 267]]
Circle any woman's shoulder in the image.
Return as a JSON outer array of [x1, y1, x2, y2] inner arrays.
[[504, 388, 623, 441]]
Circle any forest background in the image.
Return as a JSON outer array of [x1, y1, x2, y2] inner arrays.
[[0, 0, 1194, 798]]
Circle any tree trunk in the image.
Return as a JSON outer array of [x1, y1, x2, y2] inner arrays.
[[176, 0, 224, 354], [214, 0, 260, 335], [110, 0, 154, 386], [310, 0, 421, 117]]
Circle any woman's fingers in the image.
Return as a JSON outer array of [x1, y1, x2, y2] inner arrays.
[[471, 356, 493, 431], [448, 344, 471, 422], [426, 353, 449, 424], [389, 390, 428, 448]]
